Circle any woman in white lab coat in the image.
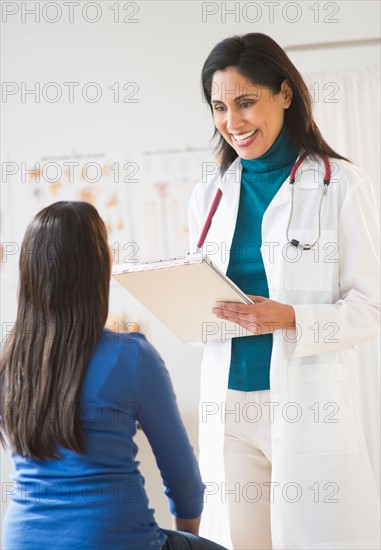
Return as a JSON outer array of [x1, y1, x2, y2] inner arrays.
[[188, 33, 380, 550]]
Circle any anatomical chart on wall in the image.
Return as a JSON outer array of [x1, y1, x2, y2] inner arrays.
[[1, 151, 134, 287], [128, 146, 214, 262]]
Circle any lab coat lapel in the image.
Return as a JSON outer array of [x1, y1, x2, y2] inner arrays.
[[206, 157, 242, 274]]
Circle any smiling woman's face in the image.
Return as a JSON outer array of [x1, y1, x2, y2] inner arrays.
[[211, 67, 292, 160]]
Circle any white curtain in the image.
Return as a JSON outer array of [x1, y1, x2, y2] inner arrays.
[[304, 67, 380, 494], [304, 67, 380, 205]]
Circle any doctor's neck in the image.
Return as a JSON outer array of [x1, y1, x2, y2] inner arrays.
[[240, 124, 298, 174]]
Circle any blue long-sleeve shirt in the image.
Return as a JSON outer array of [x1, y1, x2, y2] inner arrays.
[[3, 330, 204, 550]]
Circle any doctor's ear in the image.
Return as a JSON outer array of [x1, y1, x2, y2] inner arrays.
[[280, 80, 293, 107]]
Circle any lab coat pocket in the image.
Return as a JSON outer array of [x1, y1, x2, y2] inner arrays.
[[288, 363, 357, 455], [284, 229, 338, 291]]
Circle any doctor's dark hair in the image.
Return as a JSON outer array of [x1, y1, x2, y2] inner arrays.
[[201, 33, 349, 173], [0, 201, 111, 459]]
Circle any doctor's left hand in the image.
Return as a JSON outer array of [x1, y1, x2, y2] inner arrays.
[[212, 295, 296, 335]]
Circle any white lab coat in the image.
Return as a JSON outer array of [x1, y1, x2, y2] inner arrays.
[[188, 155, 381, 550]]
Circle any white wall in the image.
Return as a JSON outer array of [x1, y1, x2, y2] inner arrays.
[[1, 0, 380, 534]]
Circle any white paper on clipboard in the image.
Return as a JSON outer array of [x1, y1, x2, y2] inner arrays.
[[112, 254, 253, 343]]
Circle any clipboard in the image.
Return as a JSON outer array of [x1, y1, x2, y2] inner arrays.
[[112, 253, 253, 343]]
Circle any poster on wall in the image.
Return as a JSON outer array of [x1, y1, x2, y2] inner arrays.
[[1, 150, 136, 283], [128, 146, 214, 262]]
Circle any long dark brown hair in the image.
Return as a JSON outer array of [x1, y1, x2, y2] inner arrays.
[[201, 33, 349, 173], [0, 201, 111, 459]]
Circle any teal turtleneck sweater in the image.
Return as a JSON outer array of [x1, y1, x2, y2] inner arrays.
[[227, 124, 298, 392]]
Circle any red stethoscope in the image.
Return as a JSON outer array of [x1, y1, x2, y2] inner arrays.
[[196, 152, 331, 253]]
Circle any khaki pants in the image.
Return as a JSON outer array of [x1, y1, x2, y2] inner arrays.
[[223, 389, 273, 550]]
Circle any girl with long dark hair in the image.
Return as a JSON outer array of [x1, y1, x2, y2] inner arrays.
[[1, 201, 227, 550]]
